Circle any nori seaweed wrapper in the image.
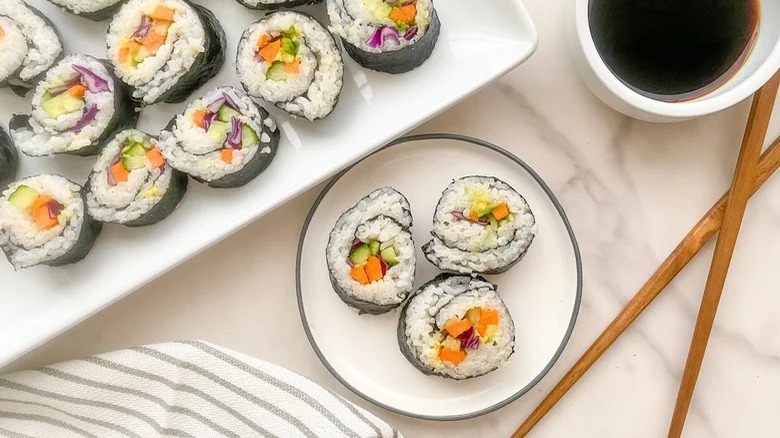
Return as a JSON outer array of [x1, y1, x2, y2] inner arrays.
[[2, 4, 65, 97], [0, 127, 19, 189], [341, 9, 440, 74], [46, 0, 128, 21], [148, 1, 226, 105], [235, 0, 323, 10], [9, 58, 138, 157]]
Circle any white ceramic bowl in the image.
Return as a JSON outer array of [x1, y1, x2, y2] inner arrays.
[[569, 0, 780, 122]]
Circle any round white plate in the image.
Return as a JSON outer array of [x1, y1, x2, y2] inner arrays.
[[296, 134, 581, 420]]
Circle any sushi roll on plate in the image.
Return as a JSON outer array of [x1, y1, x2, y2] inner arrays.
[[0, 127, 19, 189], [327, 0, 440, 74], [398, 274, 515, 379], [237, 11, 344, 121], [107, 0, 226, 106], [157, 86, 280, 188], [423, 176, 536, 274], [0, 0, 63, 96], [0, 175, 102, 270], [234, 0, 322, 10], [326, 187, 415, 315], [10, 54, 136, 157], [86, 129, 187, 227], [45, 0, 128, 21]]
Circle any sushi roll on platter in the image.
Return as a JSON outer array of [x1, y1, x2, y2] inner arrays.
[[234, 0, 322, 10], [107, 0, 226, 106], [0, 174, 102, 270], [327, 0, 440, 74], [10, 54, 136, 157], [423, 176, 536, 275], [398, 274, 515, 379], [0, 0, 63, 96], [157, 86, 280, 188], [237, 11, 344, 121], [86, 129, 187, 227], [0, 127, 19, 189], [326, 187, 415, 315], [45, 0, 128, 21]]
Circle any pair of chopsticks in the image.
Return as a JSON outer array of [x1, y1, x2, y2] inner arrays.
[[512, 70, 780, 438]]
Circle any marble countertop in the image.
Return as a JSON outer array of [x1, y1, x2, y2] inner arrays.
[[5, 1, 780, 437]]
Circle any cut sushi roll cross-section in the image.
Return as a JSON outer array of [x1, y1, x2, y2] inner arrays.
[[0, 175, 102, 270], [0, 0, 63, 96], [10, 54, 136, 157], [157, 86, 280, 188], [423, 176, 536, 275], [237, 11, 343, 120], [45, 0, 128, 21], [327, 0, 440, 73], [108, 0, 226, 106], [398, 275, 515, 379], [326, 187, 415, 315], [86, 129, 187, 226]]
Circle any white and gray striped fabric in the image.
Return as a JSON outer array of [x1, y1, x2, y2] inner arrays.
[[0, 341, 401, 438]]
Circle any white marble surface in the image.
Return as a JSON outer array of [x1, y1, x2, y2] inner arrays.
[[4, 0, 780, 437]]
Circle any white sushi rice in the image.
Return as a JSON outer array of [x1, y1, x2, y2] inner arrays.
[[47, 0, 124, 14], [107, 0, 205, 104], [0, 17, 27, 83], [327, 187, 414, 307], [0, 175, 84, 270], [157, 87, 276, 182], [0, 0, 63, 82], [86, 130, 173, 223], [425, 176, 536, 274], [402, 276, 515, 379], [13, 55, 117, 156], [327, 0, 433, 53], [237, 12, 343, 121]]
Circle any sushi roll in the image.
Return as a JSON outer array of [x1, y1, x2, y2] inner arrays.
[[0, 0, 63, 96], [10, 54, 136, 157], [234, 0, 322, 10], [86, 129, 187, 227], [0, 174, 102, 270], [237, 11, 344, 121], [45, 0, 128, 21], [107, 0, 226, 106], [0, 127, 19, 189], [157, 86, 280, 189], [398, 274, 515, 379], [423, 176, 536, 275], [327, 0, 440, 74], [326, 187, 415, 315]]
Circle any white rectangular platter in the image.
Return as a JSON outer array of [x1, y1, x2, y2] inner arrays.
[[0, 0, 538, 366]]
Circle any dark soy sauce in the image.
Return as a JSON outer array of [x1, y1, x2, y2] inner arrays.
[[589, 0, 760, 101]]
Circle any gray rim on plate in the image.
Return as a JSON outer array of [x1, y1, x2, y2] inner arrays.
[[296, 133, 583, 421]]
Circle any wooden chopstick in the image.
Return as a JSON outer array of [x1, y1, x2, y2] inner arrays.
[[668, 71, 780, 437], [512, 75, 780, 438]]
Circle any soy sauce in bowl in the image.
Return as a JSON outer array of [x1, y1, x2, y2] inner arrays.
[[589, 0, 760, 102]]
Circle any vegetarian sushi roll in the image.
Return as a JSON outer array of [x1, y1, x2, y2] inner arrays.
[[0, 0, 63, 96], [107, 0, 226, 106], [237, 11, 344, 121], [0, 127, 19, 189], [423, 176, 536, 275], [10, 54, 136, 157], [157, 86, 280, 188], [86, 129, 187, 226], [45, 0, 128, 21], [398, 274, 515, 379], [327, 0, 440, 74], [326, 187, 415, 315], [0, 175, 102, 270], [234, 0, 322, 10]]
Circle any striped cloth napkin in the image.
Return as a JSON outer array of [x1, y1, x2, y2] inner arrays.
[[0, 341, 401, 438]]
